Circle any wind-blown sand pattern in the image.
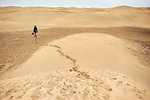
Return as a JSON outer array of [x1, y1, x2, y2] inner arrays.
[[0, 69, 150, 100], [50, 44, 77, 66], [0, 6, 150, 100]]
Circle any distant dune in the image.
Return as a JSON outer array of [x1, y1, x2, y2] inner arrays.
[[0, 6, 150, 31]]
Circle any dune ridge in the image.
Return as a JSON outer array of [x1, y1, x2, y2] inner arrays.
[[1, 33, 150, 100]]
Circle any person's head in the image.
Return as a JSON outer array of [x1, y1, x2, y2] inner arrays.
[[34, 25, 36, 27]]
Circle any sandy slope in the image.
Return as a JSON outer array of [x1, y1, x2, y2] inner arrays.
[[0, 27, 150, 73], [0, 33, 150, 100], [0, 6, 150, 100], [0, 69, 150, 100], [0, 6, 150, 31]]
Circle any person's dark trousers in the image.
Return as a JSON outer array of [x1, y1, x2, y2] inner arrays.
[[34, 32, 37, 37]]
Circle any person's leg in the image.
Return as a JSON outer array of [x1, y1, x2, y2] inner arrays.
[[34, 32, 37, 37]]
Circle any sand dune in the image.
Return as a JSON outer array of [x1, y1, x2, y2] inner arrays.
[[1, 33, 150, 99], [0, 6, 150, 31], [0, 6, 150, 100], [0, 69, 150, 100]]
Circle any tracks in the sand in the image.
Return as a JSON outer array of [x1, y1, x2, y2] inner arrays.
[[49, 45, 77, 66]]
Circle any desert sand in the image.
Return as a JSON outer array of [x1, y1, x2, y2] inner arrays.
[[0, 6, 150, 100]]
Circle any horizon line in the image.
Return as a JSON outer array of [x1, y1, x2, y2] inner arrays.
[[0, 5, 150, 8]]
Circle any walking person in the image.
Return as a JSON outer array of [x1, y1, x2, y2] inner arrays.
[[32, 25, 38, 38]]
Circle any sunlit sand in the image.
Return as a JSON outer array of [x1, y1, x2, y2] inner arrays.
[[0, 6, 150, 100]]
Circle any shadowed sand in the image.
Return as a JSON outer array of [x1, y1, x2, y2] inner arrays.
[[0, 6, 150, 100]]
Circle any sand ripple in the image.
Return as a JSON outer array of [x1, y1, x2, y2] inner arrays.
[[0, 67, 149, 100]]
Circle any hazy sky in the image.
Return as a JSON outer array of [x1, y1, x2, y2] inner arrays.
[[0, 0, 150, 8]]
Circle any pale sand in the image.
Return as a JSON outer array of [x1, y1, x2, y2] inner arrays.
[[0, 6, 150, 100], [0, 6, 150, 32], [0, 69, 150, 100], [0, 33, 150, 100]]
